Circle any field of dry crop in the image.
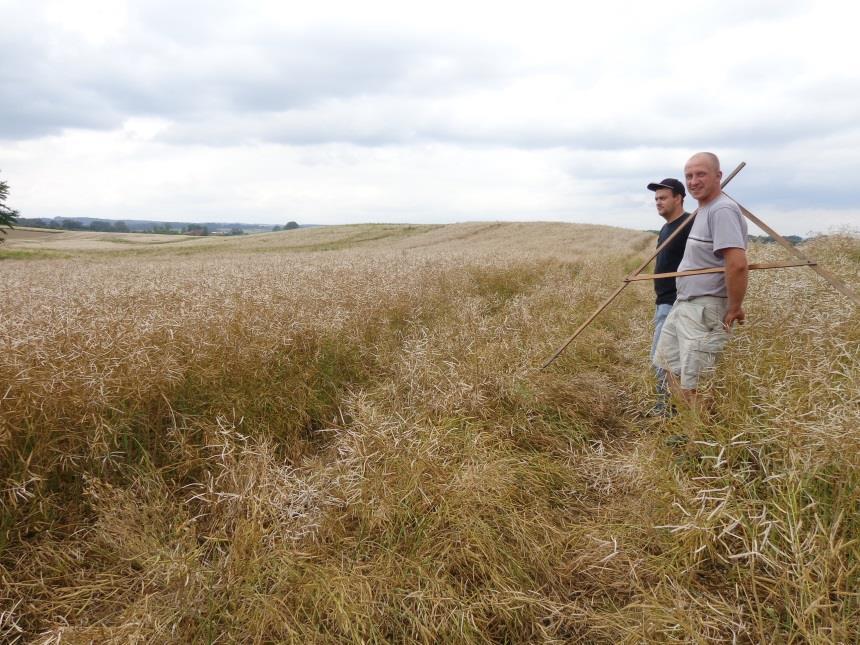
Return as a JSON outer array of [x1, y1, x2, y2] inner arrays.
[[2, 222, 859, 643]]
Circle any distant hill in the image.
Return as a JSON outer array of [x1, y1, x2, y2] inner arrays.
[[16, 216, 307, 235]]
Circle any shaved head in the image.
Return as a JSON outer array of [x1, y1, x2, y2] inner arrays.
[[687, 152, 720, 173]]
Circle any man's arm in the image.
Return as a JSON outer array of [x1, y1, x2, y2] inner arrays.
[[722, 247, 748, 328]]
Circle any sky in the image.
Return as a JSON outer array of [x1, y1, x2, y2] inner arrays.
[[1, 0, 859, 235]]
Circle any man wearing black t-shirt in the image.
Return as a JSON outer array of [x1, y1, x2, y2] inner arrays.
[[646, 178, 691, 414]]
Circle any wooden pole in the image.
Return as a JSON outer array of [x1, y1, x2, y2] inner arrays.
[[625, 260, 816, 282], [539, 162, 745, 369], [538, 282, 629, 369], [723, 193, 860, 307]]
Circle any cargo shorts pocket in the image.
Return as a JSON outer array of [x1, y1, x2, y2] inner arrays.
[[689, 325, 729, 375], [700, 301, 728, 335]]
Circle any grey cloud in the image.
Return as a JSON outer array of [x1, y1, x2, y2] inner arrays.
[[0, 32, 122, 139], [728, 185, 860, 210], [100, 34, 436, 113], [0, 93, 121, 139], [153, 89, 856, 151], [152, 57, 860, 152], [3, 0, 860, 212], [0, 3, 511, 141]]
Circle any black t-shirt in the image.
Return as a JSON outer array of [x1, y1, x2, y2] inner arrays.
[[654, 212, 692, 305]]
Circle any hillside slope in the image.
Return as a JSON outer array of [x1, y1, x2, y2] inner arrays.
[[1, 223, 858, 642]]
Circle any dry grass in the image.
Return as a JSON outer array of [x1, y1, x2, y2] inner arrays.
[[1, 223, 858, 643]]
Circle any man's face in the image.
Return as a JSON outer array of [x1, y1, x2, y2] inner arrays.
[[685, 157, 722, 202], [654, 188, 680, 219]]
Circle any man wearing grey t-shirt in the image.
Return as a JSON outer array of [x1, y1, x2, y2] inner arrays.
[[655, 152, 749, 407]]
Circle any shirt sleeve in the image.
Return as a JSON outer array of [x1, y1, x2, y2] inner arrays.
[[710, 203, 748, 253]]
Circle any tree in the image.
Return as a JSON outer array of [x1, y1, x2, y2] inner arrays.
[[0, 171, 19, 242], [272, 225, 282, 232], [89, 220, 115, 232], [285, 221, 299, 230], [229, 226, 244, 236], [114, 221, 129, 233]]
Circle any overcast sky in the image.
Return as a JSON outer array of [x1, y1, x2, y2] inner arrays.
[[2, 0, 858, 235]]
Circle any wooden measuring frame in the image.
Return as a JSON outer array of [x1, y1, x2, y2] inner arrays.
[[540, 162, 860, 369]]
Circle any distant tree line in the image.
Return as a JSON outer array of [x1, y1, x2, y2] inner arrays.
[[17, 218, 273, 236], [272, 221, 300, 231], [19, 218, 131, 233], [747, 234, 804, 246]]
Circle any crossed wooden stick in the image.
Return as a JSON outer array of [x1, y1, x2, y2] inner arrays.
[[541, 162, 860, 369]]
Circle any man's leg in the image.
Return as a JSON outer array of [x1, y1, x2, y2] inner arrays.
[[651, 303, 674, 413], [675, 297, 730, 413], [667, 372, 701, 410], [654, 306, 683, 415]]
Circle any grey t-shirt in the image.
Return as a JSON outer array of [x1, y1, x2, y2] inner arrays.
[[676, 194, 748, 300]]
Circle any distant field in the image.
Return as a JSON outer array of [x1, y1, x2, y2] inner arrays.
[[3, 225, 207, 251], [2, 227, 64, 241], [1, 223, 858, 642], [2, 222, 644, 257]]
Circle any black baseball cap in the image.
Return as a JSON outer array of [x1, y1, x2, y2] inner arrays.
[[647, 178, 686, 198]]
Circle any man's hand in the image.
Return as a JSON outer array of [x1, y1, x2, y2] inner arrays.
[[723, 306, 745, 329]]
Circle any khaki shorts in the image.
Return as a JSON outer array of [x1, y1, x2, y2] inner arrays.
[[654, 296, 730, 390]]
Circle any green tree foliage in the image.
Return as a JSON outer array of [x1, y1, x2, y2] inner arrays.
[[151, 224, 179, 235], [89, 220, 116, 232], [0, 171, 20, 242], [88, 220, 130, 233], [285, 221, 299, 230]]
